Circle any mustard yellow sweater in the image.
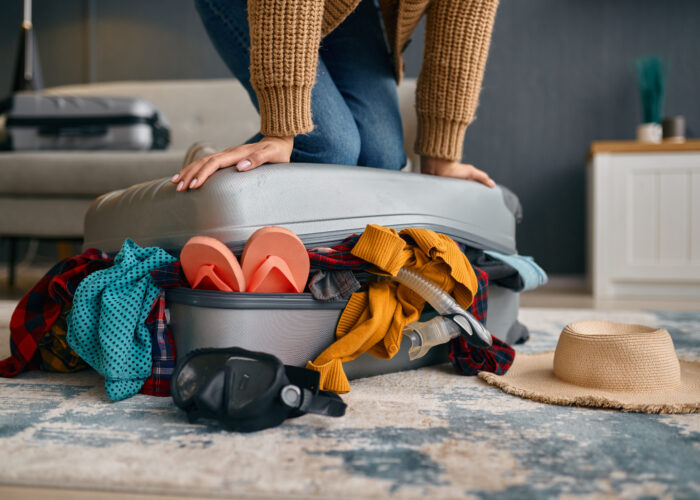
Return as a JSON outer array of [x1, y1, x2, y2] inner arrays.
[[306, 224, 478, 393], [248, 0, 499, 161]]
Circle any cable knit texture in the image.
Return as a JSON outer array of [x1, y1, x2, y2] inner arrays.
[[248, 0, 498, 159], [416, 0, 499, 159], [248, 0, 325, 135]]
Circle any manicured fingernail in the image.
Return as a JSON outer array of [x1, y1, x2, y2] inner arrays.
[[189, 178, 198, 189], [177, 181, 184, 191], [488, 179, 496, 187], [236, 160, 251, 171], [171, 174, 179, 182]]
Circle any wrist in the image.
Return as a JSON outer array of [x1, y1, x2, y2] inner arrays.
[[263, 135, 294, 145], [420, 156, 453, 175]]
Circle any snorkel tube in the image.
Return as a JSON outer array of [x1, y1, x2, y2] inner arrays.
[[393, 267, 493, 360]]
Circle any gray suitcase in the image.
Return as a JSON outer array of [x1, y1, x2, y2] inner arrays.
[[83, 164, 523, 379], [1, 93, 170, 150]]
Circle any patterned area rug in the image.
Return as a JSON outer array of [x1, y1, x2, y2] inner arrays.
[[1, 303, 699, 499]]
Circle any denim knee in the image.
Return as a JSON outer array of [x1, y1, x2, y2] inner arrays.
[[293, 124, 362, 166], [322, 128, 362, 165], [358, 129, 406, 170]]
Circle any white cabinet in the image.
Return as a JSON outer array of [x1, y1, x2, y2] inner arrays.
[[588, 143, 700, 298]]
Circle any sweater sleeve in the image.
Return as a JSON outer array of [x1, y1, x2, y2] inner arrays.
[[247, 0, 324, 136], [415, 0, 499, 161]]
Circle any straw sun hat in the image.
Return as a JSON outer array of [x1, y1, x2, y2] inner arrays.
[[479, 320, 700, 414]]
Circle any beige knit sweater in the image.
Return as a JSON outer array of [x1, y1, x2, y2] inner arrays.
[[248, 0, 499, 161]]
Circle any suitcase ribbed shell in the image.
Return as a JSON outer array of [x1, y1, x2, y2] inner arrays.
[[83, 164, 516, 254]]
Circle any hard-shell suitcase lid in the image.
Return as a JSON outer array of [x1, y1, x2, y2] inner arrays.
[[83, 164, 517, 254]]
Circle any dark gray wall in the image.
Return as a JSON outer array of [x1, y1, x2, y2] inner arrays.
[[452, 0, 700, 274], [2, 0, 699, 274], [0, 0, 230, 89]]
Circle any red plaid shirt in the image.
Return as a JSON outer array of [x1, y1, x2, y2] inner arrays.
[[449, 266, 515, 376], [1, 250, 183, 397], [0, 249, 113, 377], [308, 234, 370, 271]]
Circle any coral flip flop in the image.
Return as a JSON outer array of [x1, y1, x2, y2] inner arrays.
[[241, 227, 310, 293], [246, 255, 300, 293], [180, 236, 246, 292]]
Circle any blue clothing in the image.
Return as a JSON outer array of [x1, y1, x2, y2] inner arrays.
[[195, 0, 406, 170], [483, 250, 548, 292], [67, 239, 177, 401]]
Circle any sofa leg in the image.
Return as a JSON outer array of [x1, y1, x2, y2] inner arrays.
[[7, 237, 18, 288]]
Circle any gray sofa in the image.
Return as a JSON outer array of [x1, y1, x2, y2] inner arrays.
[[0, 78, 418, 283]]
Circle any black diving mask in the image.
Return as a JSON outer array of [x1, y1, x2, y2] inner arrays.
[[171, 347, 346, 432]]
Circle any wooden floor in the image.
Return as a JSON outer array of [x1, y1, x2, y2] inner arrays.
[[520, 276, 700, 311], [1, 264, 55, 301]]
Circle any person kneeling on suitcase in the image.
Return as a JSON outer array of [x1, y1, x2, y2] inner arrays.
[[171, 0, 498, 192]]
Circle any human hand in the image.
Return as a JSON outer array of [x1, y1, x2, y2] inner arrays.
[[420, 156, 496, 188], [171, 135, 294, 191]]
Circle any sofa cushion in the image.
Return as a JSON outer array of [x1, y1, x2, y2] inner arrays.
[[0, 197, 92, 237], [0, 151, 182, 195]]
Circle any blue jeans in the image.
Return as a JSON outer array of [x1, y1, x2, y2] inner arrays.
[[195, 0, 406, 170]]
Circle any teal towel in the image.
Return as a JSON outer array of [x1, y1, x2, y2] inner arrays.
[[67, 239, 177, 401]]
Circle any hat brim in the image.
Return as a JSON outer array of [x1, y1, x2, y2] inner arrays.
[[478, 352, 700, 414]]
